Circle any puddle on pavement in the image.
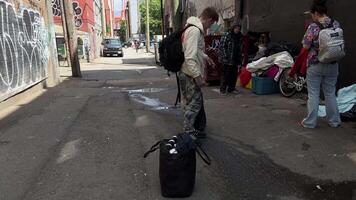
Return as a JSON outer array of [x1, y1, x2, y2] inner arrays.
[[112, 88, 168, 94], [129, 93, 175, 111], [126, 88, 167, 94]]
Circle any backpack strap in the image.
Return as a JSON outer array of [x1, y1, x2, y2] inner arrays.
[[181, 24, 204, 43], [196, 145, 211, 165], [143, 140, 161, 158], [174, 73, 181, 107], [314, 21, 325, 30], [315, 18, 335, 30]]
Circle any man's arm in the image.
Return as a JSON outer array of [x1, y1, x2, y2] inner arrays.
[[183, 27, 202, 78]]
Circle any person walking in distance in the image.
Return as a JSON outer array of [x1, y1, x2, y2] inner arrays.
[[178, 7, 219, 138], [301, 0, 344, 128], [134, 40, 140, 53], [219, 23, 243, 95]]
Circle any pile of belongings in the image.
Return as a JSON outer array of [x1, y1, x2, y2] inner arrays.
[[246, 51, 294, 81], [318, 84, 356, 122], [239, 41, 298, 88]]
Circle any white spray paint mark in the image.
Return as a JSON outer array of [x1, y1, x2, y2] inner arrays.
[[57, 139, 81, 164], [134, 115, 150, 127]]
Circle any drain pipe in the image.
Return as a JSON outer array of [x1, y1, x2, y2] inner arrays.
[[239, 0, 244, 19]]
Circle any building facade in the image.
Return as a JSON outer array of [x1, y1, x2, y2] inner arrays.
[[103, 0, 115, 37], [52, 0, 115, 60]]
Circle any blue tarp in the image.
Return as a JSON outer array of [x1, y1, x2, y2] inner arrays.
[[318, 84, 356, 117]]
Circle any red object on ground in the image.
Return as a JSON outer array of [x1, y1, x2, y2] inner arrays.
[[289, 48, 309, 76], [266, 65, 279, 78], [204, 35, 223, 82], [242, 36, 250, 67], [239, 67, 252, 87]]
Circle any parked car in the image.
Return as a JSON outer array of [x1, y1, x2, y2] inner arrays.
[[102, 38, 124, 57], [123, 39, 133, 48]]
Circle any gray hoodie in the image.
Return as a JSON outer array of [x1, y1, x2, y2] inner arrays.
[[181, 17, 208, 78]]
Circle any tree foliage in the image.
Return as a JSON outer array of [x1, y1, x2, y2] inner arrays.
[[118, 20, 127, 42], [139, 0, 162, 36]]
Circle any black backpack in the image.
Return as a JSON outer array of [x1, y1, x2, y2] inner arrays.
[[159, 25, 200, 73], [144, 133, 211, 198]]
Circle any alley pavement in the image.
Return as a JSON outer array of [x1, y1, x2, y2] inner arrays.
[[1, 48, 356, 200]]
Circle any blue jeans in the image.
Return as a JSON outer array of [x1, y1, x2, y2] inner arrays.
[[302, 62, 341, 128]]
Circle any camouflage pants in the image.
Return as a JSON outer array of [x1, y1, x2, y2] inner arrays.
[[177, 72, 206, 132]]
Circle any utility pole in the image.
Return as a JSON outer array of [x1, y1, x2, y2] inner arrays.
[[160, 0, 164, 38], [145, 0, 150, 52], [59, 0, 71, 69], [61, 0, 82, 77]]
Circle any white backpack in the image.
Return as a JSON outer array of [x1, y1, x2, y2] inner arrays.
[[316, 19, 345, 63]]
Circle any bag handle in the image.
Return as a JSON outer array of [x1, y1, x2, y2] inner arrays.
[[196, 145, 211, 165], [143, 140, 161, 158]]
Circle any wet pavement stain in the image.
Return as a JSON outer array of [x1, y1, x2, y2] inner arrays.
[[204, 135, 356, 200], [129, 93, 175, 111], [126, 88, 167, 94], [272, 109, 292, 115], [0, 140, 10, 145], [302, 142, 311, 151], [112, 88, 168, 94]]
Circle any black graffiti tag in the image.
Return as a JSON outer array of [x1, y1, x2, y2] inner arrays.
[[51, 0, 83, 28], [52, 0, 61, 16], [72, 1, 83, 28]]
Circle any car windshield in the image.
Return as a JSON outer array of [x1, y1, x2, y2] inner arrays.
[[105, 39, 121, 45]]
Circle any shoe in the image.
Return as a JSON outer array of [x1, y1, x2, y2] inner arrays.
[[300, 120, 315, 129], [329, 123, 341, 128], [220, 91, 227, 96], [228, 90, 240, 95]]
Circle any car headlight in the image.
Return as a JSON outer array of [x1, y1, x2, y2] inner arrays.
[[104, 47, 108, 50]]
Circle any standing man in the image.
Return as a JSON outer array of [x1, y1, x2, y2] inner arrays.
[[219, 23, 243, 95], [178, 7, 219, 138]]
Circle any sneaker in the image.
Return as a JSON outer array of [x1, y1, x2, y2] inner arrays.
[[228, 90, 240, 95], [329, 123, 341, 128], [220, 91, 227, 96], [300, 120, 315, 129]]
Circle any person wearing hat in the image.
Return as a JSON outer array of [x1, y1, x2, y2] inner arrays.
[[219, 22, 243, 95], [301, 0, 342, 128]]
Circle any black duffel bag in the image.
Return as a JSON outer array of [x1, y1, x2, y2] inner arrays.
[[144, 133, 211, 198]]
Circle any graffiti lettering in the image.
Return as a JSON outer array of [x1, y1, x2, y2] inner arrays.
[[206, 39, 220, 52], [51, 0, 61, 16], [0, 0, 49, 101], [72, 1, 83, 28], [51, 0, 83, 28]]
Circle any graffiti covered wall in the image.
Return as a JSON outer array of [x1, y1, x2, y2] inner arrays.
[[0, 0, 49, 101]]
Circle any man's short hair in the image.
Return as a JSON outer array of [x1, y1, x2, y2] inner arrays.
[[200, 7, 219, 22]]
